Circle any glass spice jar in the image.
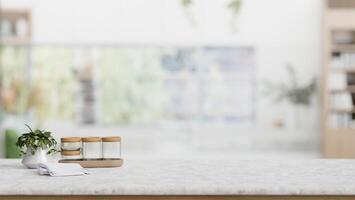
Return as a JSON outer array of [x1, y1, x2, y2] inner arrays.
[[102, 136, 121, 159], [61, 137, 82, 151], [82, 137, 102, 160]]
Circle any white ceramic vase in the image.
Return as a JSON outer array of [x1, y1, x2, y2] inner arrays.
[[21, 148, 48, 169]]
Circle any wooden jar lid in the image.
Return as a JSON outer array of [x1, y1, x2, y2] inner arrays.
[[102, 136, 121, 142], [61, 150, 81, 155], [82, 137, 102, 142], [61, 137, 81, 143]]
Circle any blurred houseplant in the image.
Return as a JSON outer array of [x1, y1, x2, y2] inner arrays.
[[16, 124, 57, 168], [227, 0, 242, 31], [264, 65, 317, 128], [180, 0, 196, 25], [180, 0, 242, 29]]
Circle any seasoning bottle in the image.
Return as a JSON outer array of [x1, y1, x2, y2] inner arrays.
[[102, 136, 121, 159], [61, 137, 82, 151], [82, 137, 102, 160]]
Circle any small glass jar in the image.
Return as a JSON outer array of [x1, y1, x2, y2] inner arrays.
[[61, 137, 82, 150], [102, 136, 121, 159], [61, 150, 81, 160], [82, 137, 102, 160]]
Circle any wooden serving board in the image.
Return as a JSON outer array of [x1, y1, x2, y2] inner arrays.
[[59, 159, 123, 168]]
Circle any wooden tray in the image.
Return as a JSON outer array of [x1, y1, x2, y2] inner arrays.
[[59, 159, 123, 168]]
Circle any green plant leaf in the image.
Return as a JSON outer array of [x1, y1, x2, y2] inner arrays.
[[263, 65, 317, 106], [181, 0, 192, 7], [24, 124, 33, 132], [227, 0, 242, 14]]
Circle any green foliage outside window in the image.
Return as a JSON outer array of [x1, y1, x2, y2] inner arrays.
[[5, 129, 21, 158], [98, 48, 168, 124], [32, 47, 76, 122], [1, 47, 169, 125]]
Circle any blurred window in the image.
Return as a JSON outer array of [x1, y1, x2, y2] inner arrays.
[[0, 46, 256, 126]]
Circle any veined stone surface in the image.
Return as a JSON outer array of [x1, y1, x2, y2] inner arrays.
[[0, 159, 355, 195]]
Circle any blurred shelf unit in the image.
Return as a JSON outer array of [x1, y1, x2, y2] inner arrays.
[[332, 44, 355, 52], [328, 0, 355, 8], [0, 8, 32, 45], [322, 0, 355, 158], [330, 85, 355, 93]]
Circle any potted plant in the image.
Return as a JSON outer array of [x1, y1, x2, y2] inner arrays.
[[16, 124, 57, 169], [264, 64, 317, 128]]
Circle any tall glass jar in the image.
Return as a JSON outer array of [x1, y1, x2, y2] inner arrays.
[[102, 136, 121, 159], [82, 137, 102, 160]]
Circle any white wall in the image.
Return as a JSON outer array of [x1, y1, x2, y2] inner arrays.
[[0, 0, 323, 158], [2, 0, 322, 129]]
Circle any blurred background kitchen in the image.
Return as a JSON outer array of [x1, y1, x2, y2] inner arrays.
[[1, 0, 353, 159]]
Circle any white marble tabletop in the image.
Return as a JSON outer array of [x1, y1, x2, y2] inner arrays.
[[1, 159, 355, 195]]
